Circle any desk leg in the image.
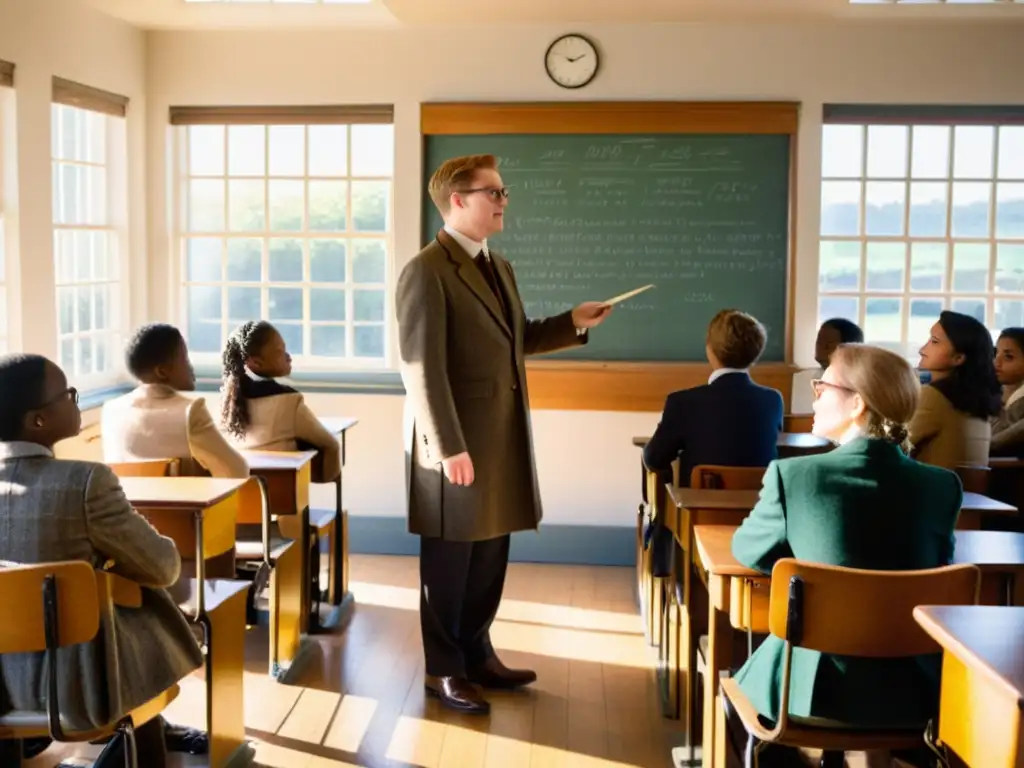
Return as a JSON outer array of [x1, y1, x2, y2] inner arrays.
[[703, 587, 732, 768], [270, 539, 304, 679], [328, 473, 343, 606], [205, 589, 250, 768]]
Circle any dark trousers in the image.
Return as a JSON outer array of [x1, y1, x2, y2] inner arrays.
[[419, 534, 511, 678]]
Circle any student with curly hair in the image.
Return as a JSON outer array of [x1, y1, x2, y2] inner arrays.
[[220, 320, 340, 483]]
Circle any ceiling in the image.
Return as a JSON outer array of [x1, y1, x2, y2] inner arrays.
[[82, 0, 1024, 28]]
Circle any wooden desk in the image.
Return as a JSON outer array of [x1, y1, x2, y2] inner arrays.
[[632, 432, 831, 456], [915, 605, 1024, 768], [317, 416, 359, 626]]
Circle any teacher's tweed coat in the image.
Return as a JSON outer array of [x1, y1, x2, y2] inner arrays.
[[0, 442, 203, 732], [396, 229, 585, 542]]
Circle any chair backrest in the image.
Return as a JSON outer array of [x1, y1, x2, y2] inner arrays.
[[108, 459, 180, 478], [955, 464, 991, 495], [0, 561, 101, 654], [767, 559, 980, 657], [784, 414, 814, 434], [691, 465, 766, 491]]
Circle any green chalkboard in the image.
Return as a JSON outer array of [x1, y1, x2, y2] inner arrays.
[[423, 133, 790, 362]]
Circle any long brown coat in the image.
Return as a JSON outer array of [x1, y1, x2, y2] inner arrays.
[[396, 230, 585, 541]]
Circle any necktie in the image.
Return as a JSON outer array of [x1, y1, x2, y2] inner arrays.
[[475, 251, 509, 321]]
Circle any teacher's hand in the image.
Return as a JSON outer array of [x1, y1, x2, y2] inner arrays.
[[572, 302, 613, 329], [442, 452, 474, 486]]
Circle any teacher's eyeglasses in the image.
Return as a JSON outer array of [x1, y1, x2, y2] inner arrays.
[[458, 186, 509, 201], [810, 379, 855, 400]]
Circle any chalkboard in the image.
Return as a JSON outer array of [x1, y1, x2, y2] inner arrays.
[[423, 133, 791, 362]]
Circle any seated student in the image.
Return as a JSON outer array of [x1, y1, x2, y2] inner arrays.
[[0, 354, 205, 768], [728, 343, 961, 767], [991, 327, 1024, 456], [911, 310, 1001, 469], [789, 318, 863, 415], [643, 309, 783, 485], [102, 323, 249, 479], [220, 320, 340, 483]]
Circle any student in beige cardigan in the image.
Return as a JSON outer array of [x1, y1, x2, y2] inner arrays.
[[992, 327, 1024, 456], [220, 320, 340, 484], [910, 310, 1001, 469], [102, 324, 249, 479]]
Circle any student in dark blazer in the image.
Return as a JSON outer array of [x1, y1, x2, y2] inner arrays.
[[643, 308, 783, 484], [728, 343, 962, 766]]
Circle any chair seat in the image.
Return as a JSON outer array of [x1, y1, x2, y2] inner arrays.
[[235, 537, 292, 563], [178, 578, 254, 619], [0, 684, 179, 742]]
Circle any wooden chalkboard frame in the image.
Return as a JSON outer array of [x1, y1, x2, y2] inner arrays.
[[420, 101, 801, 412]]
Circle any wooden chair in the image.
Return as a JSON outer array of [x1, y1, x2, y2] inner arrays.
[[0, 561, 179, 767], [690, 465, 767, 491], [955, 464, 991, 495], [108, 458, 181, 478], [720, 559, 981, 767], [783, 414, 814, 434]]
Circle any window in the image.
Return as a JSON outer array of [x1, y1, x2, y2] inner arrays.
[[818, 107, 1024, 356], [173, 106, 394, 367], [0, 60, 12, 355], [51, 78, 129, 388]]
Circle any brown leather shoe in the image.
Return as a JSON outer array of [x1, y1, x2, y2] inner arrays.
[[467, 656, 537, 690], [424, 675, 490, 714]]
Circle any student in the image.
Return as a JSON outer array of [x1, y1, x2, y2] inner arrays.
[[643, 309, 783, 484], [991, 327, 1024, 456], [102, 323, 249, 479], [0, 354, 205, 768], [910, 310, 1001, 469], [728, 343, 961, 767], [789, 318, 864, 415], [220, 320, 340, 483]]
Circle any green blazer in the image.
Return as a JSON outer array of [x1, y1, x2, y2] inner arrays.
[[731, 436, 962, 728]]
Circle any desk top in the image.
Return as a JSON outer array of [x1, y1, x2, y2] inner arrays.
[[632, 433, 831, 451], [914, 605, 1024, 703], [242, 449, 318, 471], [319, 416, 358, 435], [694, 525, 1024, 578], [122, 477, 248, 509]]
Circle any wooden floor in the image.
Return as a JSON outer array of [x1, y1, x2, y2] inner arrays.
[[29, 555, 682, 768]]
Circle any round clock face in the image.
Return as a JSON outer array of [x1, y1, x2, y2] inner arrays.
[[544, 34, 599, 89]]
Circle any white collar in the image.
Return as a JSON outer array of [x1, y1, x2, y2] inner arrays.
[[708, 368, 748, 385], [1007, 384, 1024, 408], [444, 224, 489, 260], [0, 441, 54, 461], [836, 423, 866, 446]]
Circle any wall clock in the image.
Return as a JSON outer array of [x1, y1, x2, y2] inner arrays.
[[544, 33, 599, 89]]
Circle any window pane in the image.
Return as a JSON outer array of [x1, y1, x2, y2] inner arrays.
[[60, 338, 74, 372], [310, 239, 346, 282], [910, 242, 947, 292], [996, 299, 1024, 330], [78, 338, 94, 375], [996, 244, 1024, 293], [951, 298, 985, 323], [189, 126, 225, 176], [76, 287, 92, 332], [227, 239, 262, 282], [228, 286, 261, 321], [188, 285, 221, 321], [864, 181, 905, 236], [818, 241, 860, 291], [998, 126, 1024, 180], [309, 181, 347, 231], [352, 181, 390, 232], [864, 297, 902, 343], [311, 288, 345, 321], [996, 183, 1024, 239], [908, 182, 947, 237], [268, 238, 303, 281], [189, 179, 225, 232], [311, 325, 345, 357], [866, 125, 907, 178], [268, 287, 302, 320], [269, 180, 304, 231], [277, 322, 303, 355], [228, 179, 265, 232], [820, 181, 860, 236], [953, 126, 995, 179], [95, 336, 109, 374], [354, 325, 384, 358], [818, 296, 858, 329], [350, 124, 394, 177], [951, 182, 991, 238], [189, 321, 222, 353], [821, 125, 863, 179], [865, 242, 905, 291], [54, 230, 76, 284], [228, 125, 265, 177], [58, 287, 74, 335], [94, 285, 109, 331], [353, 289, 384, 322], [269, 125, 304, 176], [909, 299, 944, 350], [952, 243, 990, 292], [187, 237, 222, 282], [308, 125, 347, 176], [911, 126, 950, 179], [352, 239, 386, 283]]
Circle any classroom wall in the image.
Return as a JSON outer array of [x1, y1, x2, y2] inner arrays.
[[0, 0, 148, 356], [138, 22, 1024, 560]]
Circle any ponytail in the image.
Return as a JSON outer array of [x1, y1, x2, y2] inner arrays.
[[220, 320, 276, 439]]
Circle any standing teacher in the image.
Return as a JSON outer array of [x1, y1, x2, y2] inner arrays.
[[395, 154, 611, 714]]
